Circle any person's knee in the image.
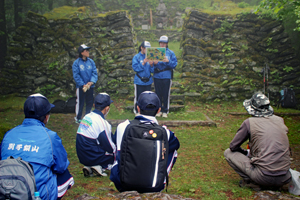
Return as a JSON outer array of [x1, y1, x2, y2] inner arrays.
[[224, 148, 231, 158]]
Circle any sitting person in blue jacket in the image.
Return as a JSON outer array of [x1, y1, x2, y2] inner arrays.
[[0, 93, 74, 200]]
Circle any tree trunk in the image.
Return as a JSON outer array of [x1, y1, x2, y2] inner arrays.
[[48, 0, 53, 11], [0, 0, 7, 69], [14, 0, 22, 29]]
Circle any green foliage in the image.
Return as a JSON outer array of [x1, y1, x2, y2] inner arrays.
[[214, 20, 234, 33], [255, 0, 300, 31], [35, 84, 56, 97], [283, 65, 293, 73], [266, 48, 278, 53], [241, 44, 248, 50], [238, 2, 250, 8], [48, 61, 58, 70]]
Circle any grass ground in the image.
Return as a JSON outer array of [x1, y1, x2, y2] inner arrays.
[[0, 95, 300, 200]]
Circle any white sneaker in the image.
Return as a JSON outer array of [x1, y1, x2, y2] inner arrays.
[[156, 112, 162, 117], [82, 166, 93, 177], [91, 165, 107, 177], [162, 113, 168, 118]]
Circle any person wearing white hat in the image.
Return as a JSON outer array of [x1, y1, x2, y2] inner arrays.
[[132, 41, 154, 115], [224, 92, 291, 191], [153, 35, 177, 118], [72, 44, 98, 124]]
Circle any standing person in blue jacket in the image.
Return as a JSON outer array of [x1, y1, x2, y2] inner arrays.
[[132, 41, 154, 115], [0, 93, 74, 200], [110, 91, 180, 192], [76, 93, 116, 177], [153, 35, 177, 118], [72, 44, 98, 124]]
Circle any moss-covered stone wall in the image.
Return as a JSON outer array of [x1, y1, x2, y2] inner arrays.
[[180, 10, 300, 102], [0, 10, 136, 97]]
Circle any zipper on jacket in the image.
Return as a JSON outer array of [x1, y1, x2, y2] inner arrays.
[[152, 140, 160, 187]]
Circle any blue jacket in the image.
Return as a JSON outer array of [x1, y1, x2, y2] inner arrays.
[[153, 48, 177, 79], [132, 52, 154, 85], [72, 57, 98, 88], [110, 115, 180, 192], [0, 118, 70, 200], [76, 109, 116, 168]]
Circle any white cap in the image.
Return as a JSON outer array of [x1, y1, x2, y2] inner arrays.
[[159, 35, 168, 43], [144, 41, 151, 47]]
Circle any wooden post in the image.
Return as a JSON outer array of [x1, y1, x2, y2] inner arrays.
[[150, 8, 153, 27]]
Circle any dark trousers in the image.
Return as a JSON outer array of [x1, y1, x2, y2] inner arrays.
[[154, 78, 172, 113], [134, 84, 152, 113], [75, 87, 94, 120]]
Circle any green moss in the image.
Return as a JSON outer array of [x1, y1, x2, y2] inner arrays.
[[44, 6, 92, 20], [8, 47, 31, 55]]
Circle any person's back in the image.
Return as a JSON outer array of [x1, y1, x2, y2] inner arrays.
[[1, 119, 60, 199], [76, 93, 116, 177], [110, 91, 180, 192], [0, 93, 73, 200], [248, 115, 290, 173], [224, 92, 291, 191]]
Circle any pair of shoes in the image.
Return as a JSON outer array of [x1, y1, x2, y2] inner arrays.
[[156, 112, 162, 117], [82, 166, 94, 177], [239, 179, 261, 191], [162, 113, 168, 118], [74, 117, 81, 124], [91, 165, 107, 177]]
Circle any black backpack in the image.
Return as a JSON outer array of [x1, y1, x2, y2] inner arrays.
[[0, 156, 37, 200], [51, 97, 76, 114], [120, 119, 169, 193], [51, 99, 66, 113], [278, 88, 297, 108], [65, 97, 76, 113]]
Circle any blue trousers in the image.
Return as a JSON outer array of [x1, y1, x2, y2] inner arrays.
[[75, 87, 94, 120]]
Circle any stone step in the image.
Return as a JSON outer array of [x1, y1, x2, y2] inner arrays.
[[125, 104, 185, 112], [128, 94, 185, 102]]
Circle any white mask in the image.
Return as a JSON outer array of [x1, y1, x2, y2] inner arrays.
[[104, 107, 110, 118], [45, 115, 50, 125]]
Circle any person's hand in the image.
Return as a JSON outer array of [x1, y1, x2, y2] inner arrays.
[[87, 82, 93, 87], [142, 58, 148, 65], [162, 56, 169, 63], [148, 60, 154, 66]]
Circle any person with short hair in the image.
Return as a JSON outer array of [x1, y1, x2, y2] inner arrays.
[[132, 41, 154, 115], [72, 44, 98, 123], [153, 35, 177, 118], [110, 91, 180, 192], [224, 92, 291, 191], [0, 93, 74, 200], [76, 93, 116, 177]]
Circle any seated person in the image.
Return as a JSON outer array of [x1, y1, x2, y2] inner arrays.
[[224, 92, 291, 191], [110, 91, 180, 192], [76, 93, 116, 177], [0, 93, 74, 200]]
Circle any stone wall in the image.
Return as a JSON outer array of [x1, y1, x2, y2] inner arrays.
[[0, 10, 136, 97], [180, 10, 300, 102], [136, 29, 182, 42]]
